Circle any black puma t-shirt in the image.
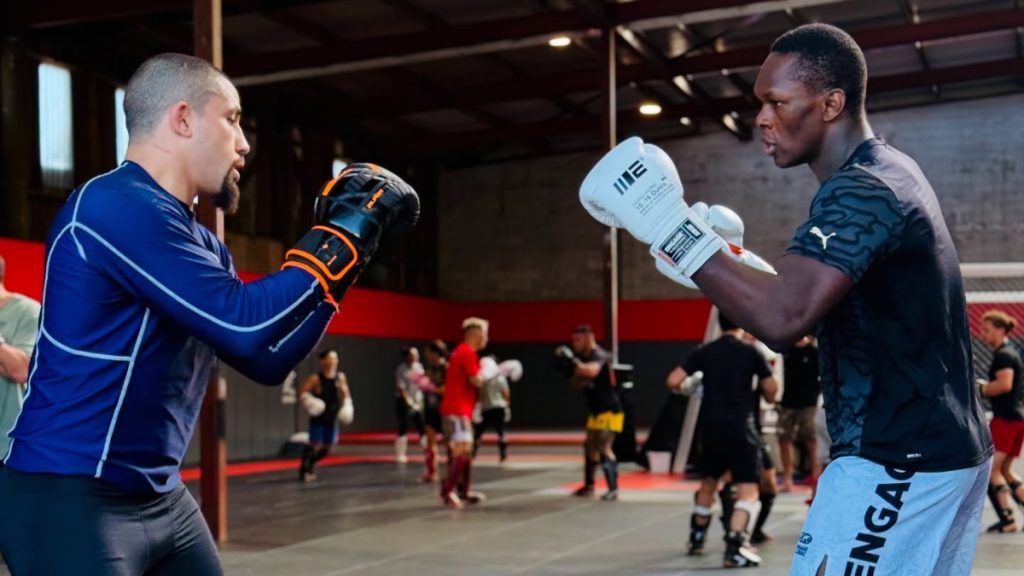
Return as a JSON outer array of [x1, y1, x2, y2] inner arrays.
[[785, 138, 991, 471]]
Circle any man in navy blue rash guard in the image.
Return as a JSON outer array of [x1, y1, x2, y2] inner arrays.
[[0, 53, 418, 575]]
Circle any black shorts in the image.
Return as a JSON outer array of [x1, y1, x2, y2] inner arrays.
[[696, 421, 763, 484], [394, 397, 425, 436], [760, 441, 774, 471], [0, 466, 221, 575], [424, 405, 442, 431]]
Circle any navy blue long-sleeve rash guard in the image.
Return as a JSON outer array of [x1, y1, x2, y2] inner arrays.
[[5, 162, 335, 493]]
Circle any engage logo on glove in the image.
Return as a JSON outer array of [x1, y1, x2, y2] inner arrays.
[[657, 219, 705, 265], [612, 160, 648, 194]]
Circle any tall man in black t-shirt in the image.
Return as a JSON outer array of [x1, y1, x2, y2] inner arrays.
[[978, 310, 1024, 532], [778, 336, 820, 492], [580, 23, 992, 576], [669, 314, 777, 567], [555, 325, 622, 501]]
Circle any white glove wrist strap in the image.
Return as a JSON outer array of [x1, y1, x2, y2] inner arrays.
[[648, 209, 726, 278]]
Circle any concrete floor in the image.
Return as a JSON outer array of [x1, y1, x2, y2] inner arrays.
[[206, 444, 1024, 576], [1, 442, 1019, 575]]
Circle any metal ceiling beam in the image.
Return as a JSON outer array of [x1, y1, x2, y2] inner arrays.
[[399, 99, 748, 152], [234, 0, 335, 45], [677, 23, 758, 101], [670, 7, 1024, 75], [335, 6, 1024, 118], [398, 55, 1024, 153], [15, 0, 842, 32], [7, 0, 343, 30], [376, 0, 448, 29], [9, 0, 192, 30], [236, 1, 506, 130], [226, 0, 831, 84], [368, 1, 511, 128], [617, 27, 752, 140], [868, 56, 1024, 92], [894, 0, 934, 92]]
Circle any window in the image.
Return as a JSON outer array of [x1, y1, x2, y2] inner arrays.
[[114, 87, 128, 165], [38, 62, 74, 188], [331, 158, 348, 176]]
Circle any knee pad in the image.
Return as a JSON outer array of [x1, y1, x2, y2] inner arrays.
[[692, 506, 712, 529], [732, 499, 761, 530]]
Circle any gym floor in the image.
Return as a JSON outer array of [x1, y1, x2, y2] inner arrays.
[[173, 442, 1024, 576], [2, 440, 1018, 575]]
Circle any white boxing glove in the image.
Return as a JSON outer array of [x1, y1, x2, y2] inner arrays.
[[705, 203, 744, 247], [478, 356, 500, 382], [300, 392, 326, 417], [498, 359, 523, 383], [580, 137, 725, 279], [412, 372, 437, 393], [337, 397, 354, 425], [678, 370, 704, 395], [655, 202, 776, 289]]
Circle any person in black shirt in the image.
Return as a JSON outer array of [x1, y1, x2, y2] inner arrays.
[[777, 335, 820, 492], [580, 23, 992, 576], [298, 349, 352, 482], [418, 339, 448, 483], [555, 325, 622, 502], [743, 334, 783, 546], [978, 310, 1024, 532], [668, 314, 777, 568]]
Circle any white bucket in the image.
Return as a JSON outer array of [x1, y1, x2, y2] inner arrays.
[[647, 451, 671, 474]]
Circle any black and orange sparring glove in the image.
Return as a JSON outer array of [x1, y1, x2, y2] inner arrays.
[[283, 163, 420, 304]]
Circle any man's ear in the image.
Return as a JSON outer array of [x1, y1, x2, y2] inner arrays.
[[169, 101, 192, 137], [822, 89, 846, 123]]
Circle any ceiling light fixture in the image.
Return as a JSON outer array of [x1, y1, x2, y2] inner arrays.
[[639, 102, 662, 116], [548, 36, 572, 48]]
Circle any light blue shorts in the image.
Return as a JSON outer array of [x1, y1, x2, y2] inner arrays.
[[790, 455, 990, 576]]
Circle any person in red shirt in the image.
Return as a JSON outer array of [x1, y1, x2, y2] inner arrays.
[[439, 317, 497, 508]]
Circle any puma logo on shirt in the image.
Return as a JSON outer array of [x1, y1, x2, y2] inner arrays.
[[809, 226, 837, 251]]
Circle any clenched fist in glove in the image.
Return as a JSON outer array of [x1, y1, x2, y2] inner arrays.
[[300, 392, 326, 417], [283, 163, 420, 304], [656, 202, 777, 289], [498, 359, 523, 383], [580, 137, 774, 288], [585, 136, 774, 289], [554, 345, 578, 378]]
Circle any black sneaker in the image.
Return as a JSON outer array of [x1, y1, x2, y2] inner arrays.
[[573, 485, 595, 497], [441, 491, 464, 509], [460, 490, 486, 504], [724, 531, 761, 568], [687, 529, 707, 556], [986, 518, 1019, 533], [723, 546, 761, 568], [750, 530, 772, 545]]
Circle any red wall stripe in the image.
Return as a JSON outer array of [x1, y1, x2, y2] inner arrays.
[[448, 300, 606, 343], [0, 239, 45, 302], [620, 299, 714, 342]]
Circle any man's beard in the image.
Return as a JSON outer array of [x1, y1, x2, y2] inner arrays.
[[214, 171, 240, 215]]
